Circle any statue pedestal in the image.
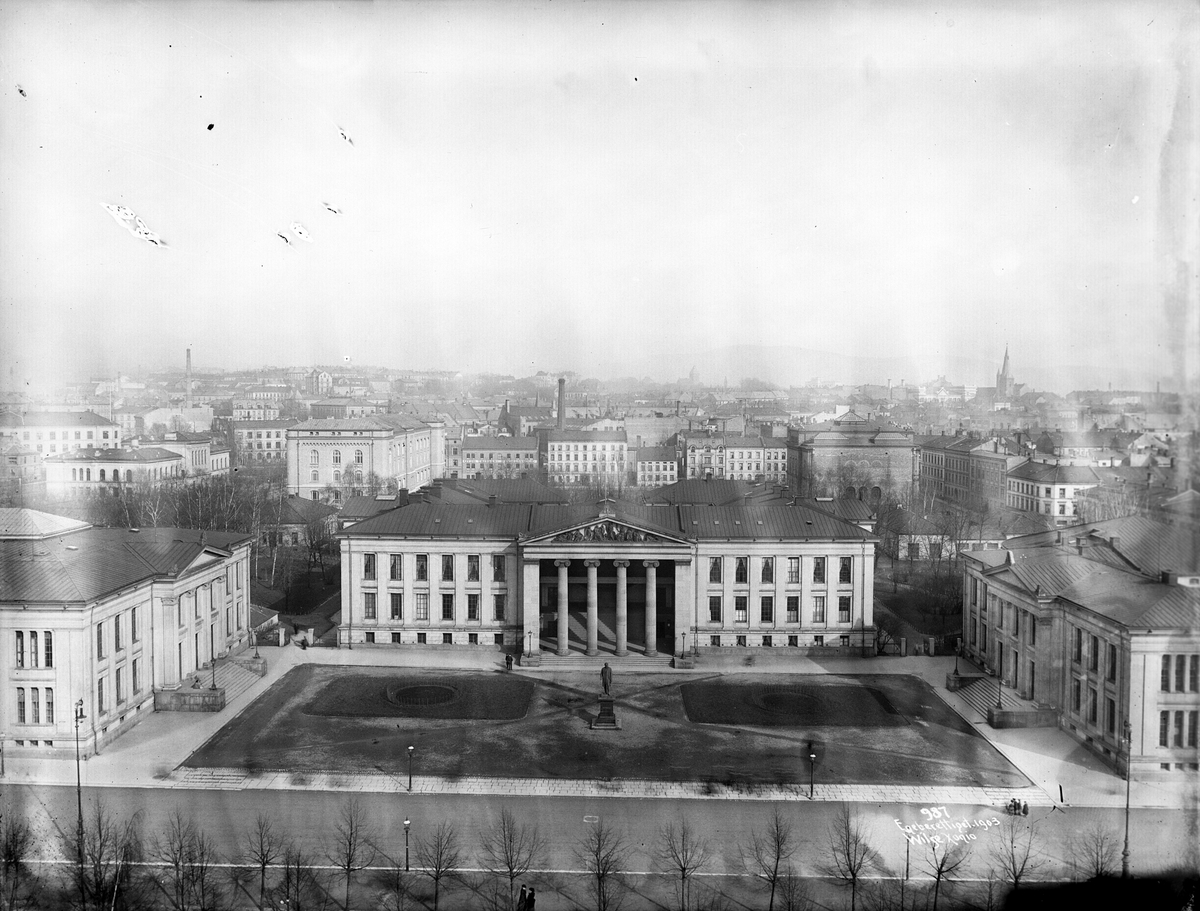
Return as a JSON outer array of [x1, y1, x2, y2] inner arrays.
[[591, 693, 621, 730]]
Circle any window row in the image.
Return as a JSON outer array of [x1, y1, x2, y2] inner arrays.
[[97, 659, 143, 715], [1161, 655, 1199, 693], [362, 553, 506, 583], [1071, 628, 1119, 682], [707, 594, 852, 624], [707, 556, 852, 585], [362, 592, 507, 623], [14, 631, 53, 668], [96, 608, 143, 659], [1159, 710, 1199, 749], [15, 687, 53, 724], [363, 632, 505, 646], [707, 634, 852, 648], [1070, 679, 1119, 734], [309, 449, 366, 465]]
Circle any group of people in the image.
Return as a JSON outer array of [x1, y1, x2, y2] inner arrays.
[[1007, 798, 1029, 816], [517, 884, 536, 910]]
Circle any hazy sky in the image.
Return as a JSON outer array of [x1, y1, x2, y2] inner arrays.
[[1, 0, 1196, 392]]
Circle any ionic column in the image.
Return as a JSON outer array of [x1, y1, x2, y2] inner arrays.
[[585, 560, 601, 656], [614, 560, 630, 657], [644, 560, 659, 657], [555, 559, 571, 656]]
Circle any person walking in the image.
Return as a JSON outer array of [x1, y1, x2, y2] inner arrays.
[[506, 653, 514, 671], [525, 887, 536, 910]]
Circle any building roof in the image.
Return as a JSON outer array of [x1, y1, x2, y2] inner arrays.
[[45, 446, 183, 463], [1007, 462, 1102, 484], [427, 478, 569, 505], [338, 494, 410, 524], [0, 526, 251, 603], [0, 410, 117, 428], [463, 435, 538, 451], [0, 508, 91, 540], [341, 498, 876, 543], [636, 446, 676, 462], [276, 497, 337, 527], [544, 430, 627, 442]]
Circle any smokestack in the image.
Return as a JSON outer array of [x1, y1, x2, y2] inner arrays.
[[557, 377, 566, 430], [185, 348, 193, 411]]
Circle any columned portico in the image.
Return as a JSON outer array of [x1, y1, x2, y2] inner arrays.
[[585, 560, 601, 656], [555, 559, 571, 656]]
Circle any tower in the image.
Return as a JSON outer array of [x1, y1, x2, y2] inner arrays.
[[995, 345, 1013, 399]]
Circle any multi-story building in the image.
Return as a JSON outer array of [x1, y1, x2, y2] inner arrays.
[[542, 430, 628, 486], [677, 433, 788, 484], [42, 446, 186, 496], [286, 416, 445, 501], [309, 398, 387, 420], [337, 497, 877, 655], [1006, 461, 1101, 525], [961, 515, 1200, 778], [635, 446, 678, 486], [0, 508, 252, 757], [787, 412, 915, 500], [918, 435, 1027, 510], [159, 431, 230, 478], [0, 410, 121, 457], [232, 399, 280, 421], [462, 435, 539, 479], [232, 420, 292, 465]]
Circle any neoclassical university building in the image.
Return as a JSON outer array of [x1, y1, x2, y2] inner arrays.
[[337, 492, 878, 658]]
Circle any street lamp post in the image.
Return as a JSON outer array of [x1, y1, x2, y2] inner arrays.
[[74, 699, 85, 883], [954, 640, 960, 675], [995, 665, 1003, 710], [407, 745, 414, 792], [526, 631, 532, 658], [1122, 720, 1132, 878], [403, 818, 410, 872], [808, 741, 817, 799]]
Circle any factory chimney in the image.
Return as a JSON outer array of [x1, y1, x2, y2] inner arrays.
[[185, 348, 193, 411], [557, 377, 566, 430]]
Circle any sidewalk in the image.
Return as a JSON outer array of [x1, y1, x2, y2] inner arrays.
[[5, 647, 1194, 812]]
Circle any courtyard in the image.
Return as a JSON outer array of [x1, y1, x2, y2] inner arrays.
[[185, 666, 1029, 788]]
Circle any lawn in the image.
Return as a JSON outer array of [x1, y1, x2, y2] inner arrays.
[[184, 666, 1028, 789]]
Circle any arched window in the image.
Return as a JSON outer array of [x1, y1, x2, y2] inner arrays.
[[354, 449, 364, 464], [99, 469, 106, 481], [333, 450, 342, 465], [309, 450, 319, 467], [126, 470, 133, 482], [310, 469, 319, 482], [72, 468, 77, 481], [355, 470, 364, 484], [333, 470, 341, 484], [86, 468, 91, 481], [870, 486, 882, 501]]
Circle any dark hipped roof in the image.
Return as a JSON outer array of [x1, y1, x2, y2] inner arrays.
[[0, 509, 91, 540], [0, 527, 251, 604]]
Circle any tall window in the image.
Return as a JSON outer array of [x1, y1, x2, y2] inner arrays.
[[735, 558, 748, 584], [1160, 711, 1170, 747], [1190, 711, 1198, 749], [1107, 644, 1117, 682], [132, 659, 141, 694], [467, 594, 479, 621], [1176, 656, 1186, 692], [441, 594, 454, 621], [492, 555, 506, 582], [16, 689, 24, 724], [1074, 628, 1083, 665], [1162, 655, 1172, 690], [1029, 615, 1036, 646], [1088, 687, 1097, 724], [45, 687, 54, 723], [708, 596, 722, 623], [115, 615, 123, 651], [813, 596, 826, 623], [467, 555, 480, 582], [390, 554, 402, 581], [734, 596, 747, 622], [761, 558, 774, 584], [30, 689, 39, 724], [415, 593, 429, 621], [493, 594, 506, 621], [1106, 698, 1116, 735], [787, 596, 799, 622], [96, 623, 105, 660], [813, 557, 826, 584], [838, 557, 852, 584], [98, 678, 106, 715], [116, 668, 125, 705], [709, 558, 722, 583], [416, 555, 428, 581], [441, 555, 454, 582], [1175, 711, 1185, 747], [1072, 679, 1081, 713], [309, 450, 318, 466], [15, 632, 23, 668], [838, 596, 852, 623], [354, 449, 364, 464], [787, 557, 800, 583], [390, 593, 403, 620], [333, 450, 342, 465], [760, 597, 774, 623], [1089, 635, 1099, 672], [1192, 656, 1199, 692], [363, 554, 376, 580], [131, 607, 139, 642], [363, 593, 377, 620]]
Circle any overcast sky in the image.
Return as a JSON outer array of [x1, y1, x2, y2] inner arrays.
[[1, 0, 1196, 392]]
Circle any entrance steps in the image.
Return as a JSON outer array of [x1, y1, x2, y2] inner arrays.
[[525, 652, 676, 671], [957, 674, 1033, 718]]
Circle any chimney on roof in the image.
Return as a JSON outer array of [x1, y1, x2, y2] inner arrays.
[[1110, 535, 1120, 551], [488, 494, 497, 508], [557, 378, 566, 430], [185, 348, 193, 411]]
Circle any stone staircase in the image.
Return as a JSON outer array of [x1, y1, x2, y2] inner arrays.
[[526, 652, 676, 671], [186, 659, 263, 707], [956, 674, 1035, 720]]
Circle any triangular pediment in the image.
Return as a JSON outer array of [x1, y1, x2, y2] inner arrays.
[[527, 517, 689, 546]]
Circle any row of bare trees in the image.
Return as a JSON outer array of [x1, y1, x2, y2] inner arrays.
[[0, 797, 1116, 911]]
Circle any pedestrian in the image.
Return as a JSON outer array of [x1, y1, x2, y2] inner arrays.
[[1021, 801, 1029, 816], [525, 887, 536, 910], [517, 883, 527, 910], [506, 653, 514, 671]]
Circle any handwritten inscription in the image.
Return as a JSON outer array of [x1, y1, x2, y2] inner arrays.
[[894, 805, 1001, 847]]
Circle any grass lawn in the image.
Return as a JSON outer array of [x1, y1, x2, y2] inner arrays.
[[185, 666, 1028, 789]]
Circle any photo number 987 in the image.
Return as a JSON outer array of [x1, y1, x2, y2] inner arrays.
[[919, 806, 950, 821]]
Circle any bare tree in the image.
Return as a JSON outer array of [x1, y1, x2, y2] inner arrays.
[[741, 807, 797, 911], [415, 821, 463, 911], [478, 807, 546, 911], [987, 815, 1046, 893], [655, 816, 711, 911], [274, 842, 335, 911], [242, 813, 282, 910], [150, 807, 223, 911], [325, 798, 377, 911], [574, 818, 631, 911], [373, 865, 414, 911], [1068, 819, 1120, 881], [825, 803, 879, 911], [65, 799, 145, 911], [776, 869, 811, 911], [0, 811, 33, 911], [923, 841, 971, 911]]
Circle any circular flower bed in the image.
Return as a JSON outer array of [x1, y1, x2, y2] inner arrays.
[[386, 683, 458, 707]]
